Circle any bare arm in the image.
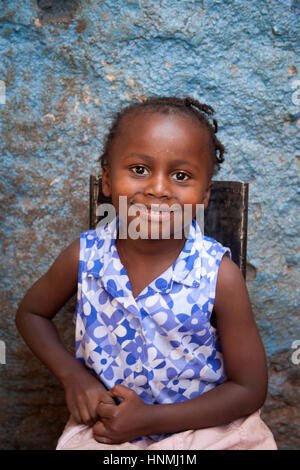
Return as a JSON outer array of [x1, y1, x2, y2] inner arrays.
[[15, 238, 115, 425], [15, 239, 80, 382], [93, 256, 268, 443]]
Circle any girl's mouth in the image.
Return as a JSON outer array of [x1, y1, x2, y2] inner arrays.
[[129, 203, 181, 223]]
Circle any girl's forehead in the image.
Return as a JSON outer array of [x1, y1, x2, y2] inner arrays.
[[114, 110, 211, 151], [108, 111, 214, 176]]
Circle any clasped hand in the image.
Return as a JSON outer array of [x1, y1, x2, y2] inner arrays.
[[93, 384, 152, 444]]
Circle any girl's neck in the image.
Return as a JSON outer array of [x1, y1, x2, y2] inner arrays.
[[116, 235, 187, 298], [116, 234, 186, 260]]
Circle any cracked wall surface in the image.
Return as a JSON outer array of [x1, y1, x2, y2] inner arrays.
[[0, 0, 299, 449]]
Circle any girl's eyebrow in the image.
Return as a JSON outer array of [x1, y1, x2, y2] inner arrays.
[[124, 153, 200, 170], [171, 158, 200, 170], [124, 153, 154, 163]]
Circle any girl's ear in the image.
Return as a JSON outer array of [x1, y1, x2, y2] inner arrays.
[[202, 180, 213, 209], [101, 164, 111, 197]]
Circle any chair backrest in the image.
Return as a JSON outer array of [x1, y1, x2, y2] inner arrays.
[[203, 181, 248, 279], [89, 175, 248, 279]]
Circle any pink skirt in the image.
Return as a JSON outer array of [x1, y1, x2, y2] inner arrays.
[[56, 410, 277, 450]]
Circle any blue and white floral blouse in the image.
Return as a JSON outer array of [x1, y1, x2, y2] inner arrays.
[[74, 216, 231, 441]]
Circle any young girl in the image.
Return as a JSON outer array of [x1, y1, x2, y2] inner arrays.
[[15, 96, 277, 450]]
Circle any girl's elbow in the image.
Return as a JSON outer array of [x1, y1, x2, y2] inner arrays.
[[15, 305, 29, 331], [15, 307, 21, 325], [232, 374, 268, 415], [15, 308, 24, 332], [257, 382, 268, 410], [245, 380, 268, 414]]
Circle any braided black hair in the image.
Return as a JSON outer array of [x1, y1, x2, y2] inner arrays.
[[98, 96, 225, 176]]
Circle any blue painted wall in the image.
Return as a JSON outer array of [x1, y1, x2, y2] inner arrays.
[[0, 0, 299, 449]]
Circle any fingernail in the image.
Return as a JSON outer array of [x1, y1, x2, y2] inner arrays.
[[96, 437, 109, 444]]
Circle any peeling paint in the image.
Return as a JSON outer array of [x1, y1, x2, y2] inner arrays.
[[49, 176, 62, 186], [288, 65, 298, 76], [105, 74, 116, 82]]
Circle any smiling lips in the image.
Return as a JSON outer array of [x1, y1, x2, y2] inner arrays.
[[129, 203, 181, 222]]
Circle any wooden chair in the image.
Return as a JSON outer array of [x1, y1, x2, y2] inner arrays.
[[89, 175, 249, 279]]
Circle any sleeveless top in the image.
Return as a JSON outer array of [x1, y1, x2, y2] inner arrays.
[[74, 217, 231, 441]]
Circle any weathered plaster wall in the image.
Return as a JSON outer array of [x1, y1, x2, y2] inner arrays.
[[0, 0, 299, 449]]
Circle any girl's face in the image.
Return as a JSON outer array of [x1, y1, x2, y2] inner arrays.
[[102, 112, 213, 239]]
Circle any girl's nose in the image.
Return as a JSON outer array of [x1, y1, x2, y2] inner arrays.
[[145, 172, 171, 199]]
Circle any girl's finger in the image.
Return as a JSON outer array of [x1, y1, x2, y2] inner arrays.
[[67, 399, 82, 424], [96, 402, 117, 419], [93, 420, 108, 436], [93, 435, 113, 445], [93, 421, 114, 444], [70, 407, 82, 425], [78, 403, 93, 427], [110, 384, 136, 401], [87, 398, 99, 424]]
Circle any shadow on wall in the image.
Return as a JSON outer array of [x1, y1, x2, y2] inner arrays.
[[291, 0, 300, 14], [37, 0, 80, 25]]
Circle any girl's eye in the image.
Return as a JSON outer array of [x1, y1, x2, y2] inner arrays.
[[172, 171, 189, 182], [131, 166, 149, 176]]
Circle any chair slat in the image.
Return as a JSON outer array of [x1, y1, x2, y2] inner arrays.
[[204, 181, 248, 279]]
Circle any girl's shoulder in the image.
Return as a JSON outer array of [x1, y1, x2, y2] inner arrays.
[[19, 237, 81, 320], [77, 226, 111, 275], [200, 235, 232, 263], [79, 221, 114, 245], [78, 226, 108, 252], [52, 237, 81, 281]]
